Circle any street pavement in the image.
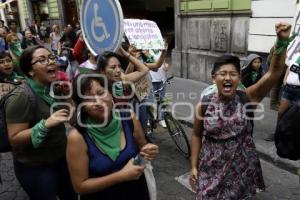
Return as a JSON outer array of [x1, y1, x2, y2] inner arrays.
[[1, 77, 300, 199]]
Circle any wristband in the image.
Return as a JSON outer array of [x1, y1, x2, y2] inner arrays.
[[275, 33, 297, 55], [31, 119, 50, 149]]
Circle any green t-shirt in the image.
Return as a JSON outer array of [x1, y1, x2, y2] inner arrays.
[[4, 86, 67, 165]]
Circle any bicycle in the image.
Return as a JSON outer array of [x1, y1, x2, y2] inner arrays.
[[146, 76, 191, 158]]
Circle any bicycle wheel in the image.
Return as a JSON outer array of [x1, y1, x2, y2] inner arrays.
[[164, 112, 191, 158]]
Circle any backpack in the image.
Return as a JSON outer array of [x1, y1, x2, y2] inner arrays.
[[201, 90, 254, 134], [275, 103, 300, 160], [0, 83, 37, 153]]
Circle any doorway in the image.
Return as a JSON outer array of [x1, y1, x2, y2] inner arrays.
[[62, 0, 79, 27]]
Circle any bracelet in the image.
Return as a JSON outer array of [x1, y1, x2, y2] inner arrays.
[[275, 33, 297, 55], [31, 119, 50, 149]]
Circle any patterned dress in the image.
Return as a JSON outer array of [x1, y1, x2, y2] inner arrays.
[[196, 93, 265, 200]]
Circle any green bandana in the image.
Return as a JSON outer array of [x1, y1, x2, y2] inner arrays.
[[86, 110, 122, 161], [26, 78, 55, 105], [9, 42, 22, 57], [113, 82, 124, 97], [26, 39, 35, 48], [250, 70, 258, 82], [0, 72, 23, 83], [295, 55, 300, 65], [275, 33, 297, 55], [146, 55, 155, 63]]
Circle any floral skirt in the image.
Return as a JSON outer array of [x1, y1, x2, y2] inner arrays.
[[196, 133, 265, 200]]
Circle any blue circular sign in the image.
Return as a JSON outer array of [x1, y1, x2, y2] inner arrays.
[[80, 0, 124, 55]]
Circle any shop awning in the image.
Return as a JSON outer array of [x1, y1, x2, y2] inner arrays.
[[0, 0, 16, 9]]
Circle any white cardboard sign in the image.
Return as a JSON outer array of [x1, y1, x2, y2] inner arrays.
[[124, 19, 164, 50]]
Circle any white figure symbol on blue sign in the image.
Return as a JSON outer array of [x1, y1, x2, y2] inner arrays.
[[92, 3, 110, 42], [81, 0, 124, 55]]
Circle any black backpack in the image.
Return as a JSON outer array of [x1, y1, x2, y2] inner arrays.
[[275, 104, 300, 160], [0, 83, 37, 153]]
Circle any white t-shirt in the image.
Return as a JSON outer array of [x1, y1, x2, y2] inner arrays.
[[149, 64, 167, 82], [79, 60, 97, 70], [149, 50, 167, 82], [286, 52, 300, 86]]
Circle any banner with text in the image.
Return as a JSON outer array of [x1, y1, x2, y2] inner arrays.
[[124, 19, 164, 50]]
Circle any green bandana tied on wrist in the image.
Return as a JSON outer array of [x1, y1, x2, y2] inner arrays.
[[31, 119, 49, 148], [86, 110, 122, 161], [275, 33, 297, 55], [26, 78, 55, 105]]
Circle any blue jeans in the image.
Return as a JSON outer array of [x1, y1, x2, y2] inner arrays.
[[132, 94, 154, 132], [14, 158, 77, 200], [152, 81, 166, 120], [282, 84, 300, 103]]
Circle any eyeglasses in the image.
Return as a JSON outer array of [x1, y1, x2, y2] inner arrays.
[[214, 71, 240, 78], [31, 54, 57, 65], [0, 58, 12, 65]]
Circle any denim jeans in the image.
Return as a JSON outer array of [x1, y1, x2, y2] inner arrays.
[[152, 81, 166, 120], [282, 84, 300, 103], [132, 93, 154, 132], [14, 158, 77, 200]]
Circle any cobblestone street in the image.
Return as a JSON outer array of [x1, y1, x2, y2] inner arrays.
[[0, 154, 28, 200]]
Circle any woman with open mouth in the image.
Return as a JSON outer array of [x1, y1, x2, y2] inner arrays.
[[190, 23, 291, 200], [4, 46, 77, 200], [0, 51, 23, 85]]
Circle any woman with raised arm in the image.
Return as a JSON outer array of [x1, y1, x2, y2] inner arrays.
[[190, 23, 291, 199]]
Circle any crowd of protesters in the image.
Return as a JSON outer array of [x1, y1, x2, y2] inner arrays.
[[0, 17, 297, 200], [0, 19, 162, 200]]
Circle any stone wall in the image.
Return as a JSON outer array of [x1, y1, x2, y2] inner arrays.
[[172, 0, 250, 83]]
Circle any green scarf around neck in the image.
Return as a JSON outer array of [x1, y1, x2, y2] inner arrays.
[[26, 78, 55, 105], [250, 70, 258, 83], [86, 110, 122, 161], [9, 42, 22, 57], [0, 71, 22, 83]]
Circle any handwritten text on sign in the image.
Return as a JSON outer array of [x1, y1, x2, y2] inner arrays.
[[124, 19, 164, 50]]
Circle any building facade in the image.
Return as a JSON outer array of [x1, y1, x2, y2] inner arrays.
[[16, 0, 80, 30], [172, 0, 299, 83]]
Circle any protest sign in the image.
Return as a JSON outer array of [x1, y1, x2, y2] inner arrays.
[[124, 19, 164, 50], [134, 75, 151, 102]]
